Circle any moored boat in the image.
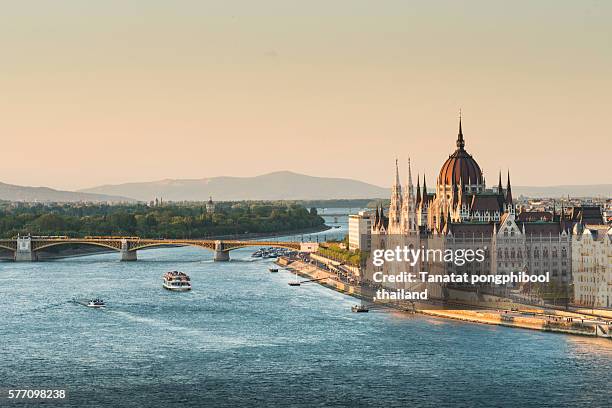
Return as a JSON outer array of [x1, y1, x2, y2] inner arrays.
[[351, 305, 369, 313]]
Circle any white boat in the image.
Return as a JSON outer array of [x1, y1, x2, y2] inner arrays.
[[163, 271, 192, 291], [288, 268, 301, 286], [87, 299, 105, 308]]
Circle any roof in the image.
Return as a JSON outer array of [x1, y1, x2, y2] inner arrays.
[[524, 223, 562, 235], [469, 194, 504, 212], [437, 119, 483, 187], [451, 223, 495, 237], [517, 211, 553, 222]]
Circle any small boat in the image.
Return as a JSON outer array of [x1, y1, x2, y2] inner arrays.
[[288, 268, 300, 286], [87, 299, 106, 308], [351, 305, 369, 313], [269, 267, 279, 273], [163, 271, 192, 291]]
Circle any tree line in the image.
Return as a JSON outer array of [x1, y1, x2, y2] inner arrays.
[[0, 202, 325, 239]]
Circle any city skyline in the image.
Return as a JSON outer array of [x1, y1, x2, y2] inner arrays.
[[1, 1, 611, 190]]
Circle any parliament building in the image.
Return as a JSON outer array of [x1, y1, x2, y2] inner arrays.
[[370, 118, 607, 288]]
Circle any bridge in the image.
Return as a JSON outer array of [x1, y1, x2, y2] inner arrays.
[[0, 236, 318, 262]]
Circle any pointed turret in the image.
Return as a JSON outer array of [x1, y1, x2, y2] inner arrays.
[[407, 157, 413, 191], [373, 205, 380, 230], [560, 202, 567, 233], [506, 170, 513, 205], [498, 171, 503, 194], [422, 175, 428, 203], [388, 159, 403, 233], [394, 158, 400, 187], [416, 174, 421, 205], [401, 157, 417, 233]]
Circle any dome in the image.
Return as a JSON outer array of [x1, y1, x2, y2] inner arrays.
[[438, 119, 483, 186]]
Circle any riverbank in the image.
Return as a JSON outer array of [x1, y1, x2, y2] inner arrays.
[[279, 257, 612, 339]]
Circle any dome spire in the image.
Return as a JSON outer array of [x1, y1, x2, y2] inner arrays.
[[456, 109, 465, 150]]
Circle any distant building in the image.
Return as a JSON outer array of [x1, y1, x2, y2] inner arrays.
[[349, 211, 373, 251], [572, 224, 612, 308], [206, 196, 215, 214]]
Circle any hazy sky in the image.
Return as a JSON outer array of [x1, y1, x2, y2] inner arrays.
[[1, 1, 610, 190]]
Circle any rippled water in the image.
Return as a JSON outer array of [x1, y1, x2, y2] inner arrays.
[[1, 221, 611, 407]]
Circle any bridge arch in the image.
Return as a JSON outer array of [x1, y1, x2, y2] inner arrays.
[[32, 241, 122, 253], [221, 242, 301, 252], [127, 242, 216, 252], [0, 243, 16, 252]]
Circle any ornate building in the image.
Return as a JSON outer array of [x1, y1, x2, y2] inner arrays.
[[572, 224, 612, 308], [370, 117, 607, 289]]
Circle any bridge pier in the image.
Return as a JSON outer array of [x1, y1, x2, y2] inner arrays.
[[121, 250, 137, 261], [214, 240, 230, 261], [15, 237, 36, 262], [214, 250, 230, 262], [120, 240, 137, 261]]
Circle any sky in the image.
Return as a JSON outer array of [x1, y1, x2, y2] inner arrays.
[[0, 0, 610, 190]]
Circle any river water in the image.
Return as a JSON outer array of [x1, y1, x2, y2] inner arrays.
[[1, 213, 610, 407]]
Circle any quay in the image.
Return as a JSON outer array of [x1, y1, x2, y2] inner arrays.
[[278, 255, 612, 339]]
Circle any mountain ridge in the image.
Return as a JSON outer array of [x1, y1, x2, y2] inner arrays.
[[79, 171, 611, 202], [0, 181, 135, 203]]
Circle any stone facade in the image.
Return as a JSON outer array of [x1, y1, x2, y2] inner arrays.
[[572, 225, 612, 308]]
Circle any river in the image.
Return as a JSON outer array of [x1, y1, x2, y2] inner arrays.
[[1, 212, 610, 407]]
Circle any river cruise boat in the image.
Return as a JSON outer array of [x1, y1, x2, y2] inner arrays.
[[87, 299, 106, 308], [163, 271, 192, 291]]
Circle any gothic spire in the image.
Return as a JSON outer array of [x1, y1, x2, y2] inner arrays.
[[373, 205, 380, 228], [407, 157, 413, 190], [394, 158, 400, 187], [506, 170, 513, 204], [498, 171, 503, 194], [560, 202, 567, 232], [422, 175, 428, 202], [416, 174, 421, 205]]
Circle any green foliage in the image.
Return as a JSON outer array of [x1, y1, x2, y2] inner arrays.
[[0, 202, 325, 239], [317, 242, 365, 267]]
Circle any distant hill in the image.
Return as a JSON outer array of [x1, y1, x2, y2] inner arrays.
[[514, 184, 611, 198], [79, 171, 390, 201], [5, 173, 607, 203], [0, 182, 135, 203], [79, 171, 611, 202]]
